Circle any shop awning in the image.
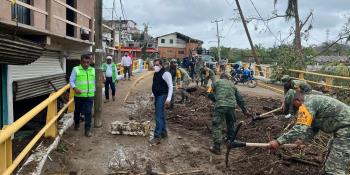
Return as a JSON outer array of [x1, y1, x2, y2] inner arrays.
[[0, 34, 44, 65]]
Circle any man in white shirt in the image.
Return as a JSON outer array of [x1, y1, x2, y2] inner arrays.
[[121, 52, 132, 81], [102, 56, 118, 102], [149, 59, 173, 145]]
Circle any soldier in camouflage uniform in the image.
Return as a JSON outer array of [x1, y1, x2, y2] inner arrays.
[[281, 75, 312, 115], [207, 73, 249, 154], [194, 57, 204, 86], [269, 93, 350, 175], [202, 66, 216, 87], [281, 75, 312, 95], [176, 67, 192, 102], [168, 59, 178, 109]]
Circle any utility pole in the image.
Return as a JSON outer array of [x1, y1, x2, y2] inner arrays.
[[235, 0, 263, 76], [211, 19, 223, 62], [117, 17, 122, 62], [111, 0, 116, 62], [93, 0, 103, 128]]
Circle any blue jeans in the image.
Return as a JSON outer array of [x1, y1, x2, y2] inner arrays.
[[74, 97, 93, 131], [105, 77, 116, 99], [154, 95, 167, 138]]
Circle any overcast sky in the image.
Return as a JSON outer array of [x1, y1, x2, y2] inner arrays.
[[103, 0, 350, 49]]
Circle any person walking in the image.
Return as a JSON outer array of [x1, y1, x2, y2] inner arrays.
[[69, 53, 95, 137], [149, 59, 173, 145], [103, 55, 118, 103], [121, 52, 132, 81]]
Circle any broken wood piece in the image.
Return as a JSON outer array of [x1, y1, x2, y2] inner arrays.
[[282, 155, 320, 166], [110, 120, 151, 136]]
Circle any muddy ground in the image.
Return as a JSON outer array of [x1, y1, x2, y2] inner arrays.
[[127, 87, 329, 175], [42, 74, 329, 175]]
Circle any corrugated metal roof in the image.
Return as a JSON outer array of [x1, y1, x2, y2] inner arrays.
[[0, 33, 44, 65], [11, 51, 64, 81], [313, 56, 350, 64]]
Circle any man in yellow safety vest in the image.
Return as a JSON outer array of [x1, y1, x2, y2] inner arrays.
[[69, 53, 95, 137]]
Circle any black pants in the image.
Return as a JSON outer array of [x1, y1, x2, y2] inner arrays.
[[123, 66, 130, 79], [74, 97, 93, 131], [105, 77, 116, 99]]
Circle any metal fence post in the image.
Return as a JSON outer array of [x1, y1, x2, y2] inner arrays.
[[298, 72, 305, 80], [325, 77, 333, 91], [0, 126, 12, 174], [67, 88, 75, 113], [45, 93, 58, 138]]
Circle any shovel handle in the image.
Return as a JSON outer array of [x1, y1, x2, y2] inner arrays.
[[245, 143, 298, 148], [259, 107, 283, 117]]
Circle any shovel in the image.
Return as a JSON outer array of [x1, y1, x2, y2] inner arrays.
[[251, 107, 283, 121], [225, 121, 298, 167]]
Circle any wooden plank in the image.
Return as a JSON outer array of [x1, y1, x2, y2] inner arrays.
[[53, 15, 91, 32], [53, 0, 91, 19], [11, 0, 48, 15]]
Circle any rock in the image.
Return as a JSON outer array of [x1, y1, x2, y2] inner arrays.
[[110, 120, 152, 136]]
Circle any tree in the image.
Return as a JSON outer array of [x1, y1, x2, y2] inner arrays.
[[248, 0, 314, 68], [141, 23, 149, 60], [273, 0, 313, 68]]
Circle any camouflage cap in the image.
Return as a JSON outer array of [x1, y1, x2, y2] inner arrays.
[[281, 75, 291, 82]]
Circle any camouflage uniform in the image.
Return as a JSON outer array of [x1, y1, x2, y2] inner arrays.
[[177, 68, 191, 102], [209, 79, 247, 150], [284, 80, 312, 115], [277, 95, 350, 175], [203, 68, 216, 86], [195, 58, 204, 85], [281, 75, 312, 95]]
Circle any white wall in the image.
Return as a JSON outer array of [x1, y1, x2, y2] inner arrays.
[[7, 66, 13, 125], [157, 34, 186, 48]]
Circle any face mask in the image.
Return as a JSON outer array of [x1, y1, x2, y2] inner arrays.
[[154, 66, 161, 72]]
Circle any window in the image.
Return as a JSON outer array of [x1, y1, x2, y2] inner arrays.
[[11, 0, 32, 25], [66, 0, 77, 37], [161, 39, 165, 43], [167, 50, 173, 53], [178, 50, 185, 54], [170, 39, 174, 44]]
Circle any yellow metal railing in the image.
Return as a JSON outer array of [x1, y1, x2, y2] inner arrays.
[[0, 84, 74, 175], [116, 60, 149, 76], [251, 64, 350, 91]]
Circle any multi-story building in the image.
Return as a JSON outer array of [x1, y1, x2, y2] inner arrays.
[[103, 20, 157, 61], [157, 32, 203, 59], [0, 0, 95, 127]]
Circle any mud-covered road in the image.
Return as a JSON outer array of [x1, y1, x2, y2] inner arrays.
[[42, 72, 327, 175]]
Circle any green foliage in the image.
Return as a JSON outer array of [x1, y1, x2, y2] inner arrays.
[[57, 142, 69, 153], [270, 45, 305, 80]]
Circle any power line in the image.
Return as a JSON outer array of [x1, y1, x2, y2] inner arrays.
[[248, 0, 282, 44], [119, 0, 127, 20]]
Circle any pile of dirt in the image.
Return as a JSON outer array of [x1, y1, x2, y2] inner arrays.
[[150, 87, 328, 174]]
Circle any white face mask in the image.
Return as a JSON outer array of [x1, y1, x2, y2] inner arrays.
[[154, 66, 161, 72]]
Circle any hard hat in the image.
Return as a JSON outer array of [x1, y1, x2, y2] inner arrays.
[[106, 56, 112, 60]]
